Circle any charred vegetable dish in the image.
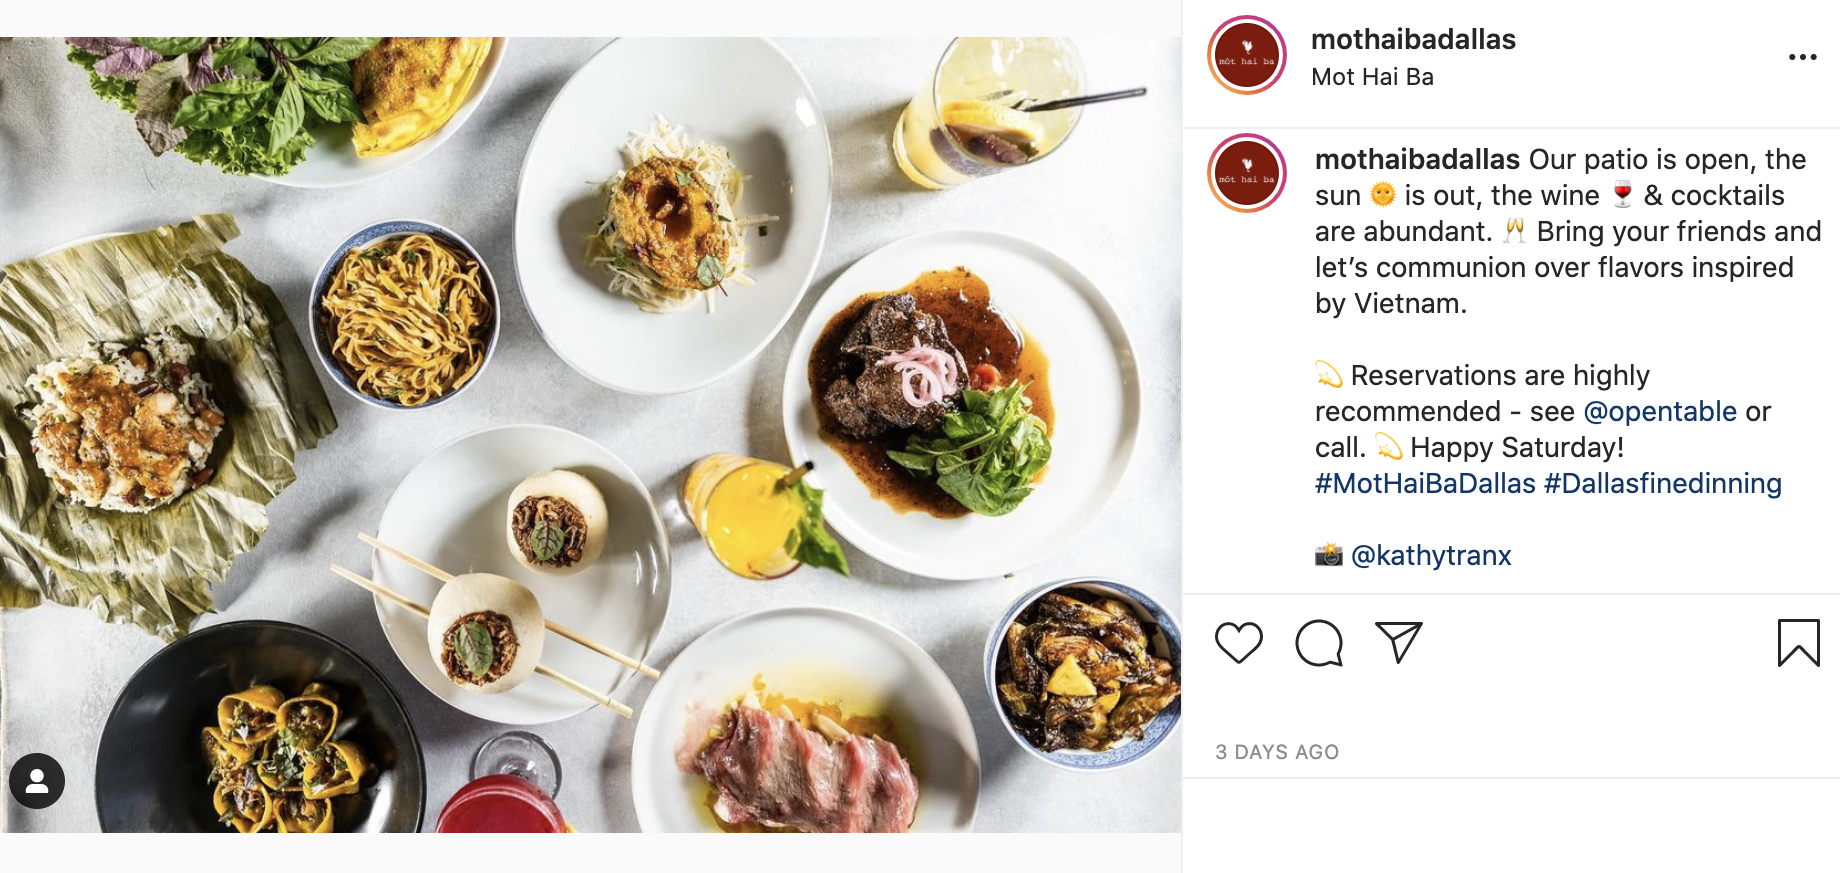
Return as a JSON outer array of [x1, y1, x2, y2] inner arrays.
[[996, 589, 1181, 753], [203, 681, 370, 833]]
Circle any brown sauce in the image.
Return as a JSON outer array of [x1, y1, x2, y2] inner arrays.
[[647, 180, 694, 241], [808, 267, 1052, 519], [40, 368, 193, 501]]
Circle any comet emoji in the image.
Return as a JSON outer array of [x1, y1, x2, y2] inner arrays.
[[1315, 360, 1343, 388]]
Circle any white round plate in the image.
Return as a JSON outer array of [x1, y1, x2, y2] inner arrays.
[[631, 607, 979, 833], [261, 38, 508, 189], [513, 37, 833, 395], [371, 424, 670, 724], [781, 230, 1141, 580]]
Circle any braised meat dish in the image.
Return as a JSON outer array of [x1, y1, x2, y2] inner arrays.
[[996, 589, 1182, 753], [820, 293, 968, 439]]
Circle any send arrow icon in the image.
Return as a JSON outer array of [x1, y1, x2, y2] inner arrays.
[[1376, 622, 1423, 664]]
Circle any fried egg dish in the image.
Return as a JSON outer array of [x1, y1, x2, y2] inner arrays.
[[349, 37, 493, 158]]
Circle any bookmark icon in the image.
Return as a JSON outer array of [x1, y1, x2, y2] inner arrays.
[[1375, 622, 1423, 664], [1778, 619, 1820, 667]]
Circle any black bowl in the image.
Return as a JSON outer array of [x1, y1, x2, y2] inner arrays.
[[96, 620, 426, 832]]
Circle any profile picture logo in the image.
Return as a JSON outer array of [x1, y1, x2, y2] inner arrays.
[[1208, 133, 1286, 212], [1209, 15, 1287, 94]]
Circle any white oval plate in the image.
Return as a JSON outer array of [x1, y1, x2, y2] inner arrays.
[[371, 424, 670, 724], [260, 38, 508, 189], [781, 230, 1141, 580], [513, 37, 833, 395], [631, 606, 979, 832]]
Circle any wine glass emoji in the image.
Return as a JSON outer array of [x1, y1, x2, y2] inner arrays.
[[1515, 217, 1526, 243], [1505, 218, 1516, 243], [1615, 180, 1632, 208]]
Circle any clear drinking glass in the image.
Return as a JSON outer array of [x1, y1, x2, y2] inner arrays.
[[682, 453, 804, 580], [891, 37, 1087, 190], [435, 732, 567, 833], [471, 729, 562, 797]]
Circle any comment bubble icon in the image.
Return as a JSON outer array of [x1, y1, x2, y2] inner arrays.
[[1296, 619, 1344, 667]]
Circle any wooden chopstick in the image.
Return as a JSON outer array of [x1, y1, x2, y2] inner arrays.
[[359, 532, 662, 679], [327, 564, 634, 718]]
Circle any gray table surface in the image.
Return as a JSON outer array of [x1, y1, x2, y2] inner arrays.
[[0, 36, 1180, 833]]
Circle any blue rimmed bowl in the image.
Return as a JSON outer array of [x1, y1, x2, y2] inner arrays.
[[985, 578, 1183, 772], [308, 219, 500, 410]]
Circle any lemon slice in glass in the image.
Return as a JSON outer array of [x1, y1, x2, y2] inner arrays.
[[940, 100, 1045, 147]]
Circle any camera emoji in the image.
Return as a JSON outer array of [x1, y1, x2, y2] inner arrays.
[[1314, 543, 1342, 566]]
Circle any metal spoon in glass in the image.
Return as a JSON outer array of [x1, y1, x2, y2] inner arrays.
[[980, 86, 1149, 112]]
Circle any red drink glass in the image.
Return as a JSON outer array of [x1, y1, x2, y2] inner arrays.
[[436, 774, 566, 833], [1615, 181, 1632, 208]]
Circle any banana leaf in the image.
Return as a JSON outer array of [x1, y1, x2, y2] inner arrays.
[[0, 214, 336, 639]]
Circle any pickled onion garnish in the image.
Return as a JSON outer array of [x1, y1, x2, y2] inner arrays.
[[878, 341, 960, 408]]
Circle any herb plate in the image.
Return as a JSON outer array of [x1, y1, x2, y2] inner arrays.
[[262, 38, 508, 189], [370, 424, 671, 724], [781, 230, 1141, 581], [512, 37, 833, 394]]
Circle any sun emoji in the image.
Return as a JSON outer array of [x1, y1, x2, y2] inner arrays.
[[1370, 181, 1397, 207]]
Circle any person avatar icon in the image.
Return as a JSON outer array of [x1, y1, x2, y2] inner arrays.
[[9, 753, 65, 808]]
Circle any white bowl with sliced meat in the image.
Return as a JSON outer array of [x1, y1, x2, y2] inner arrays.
[[629, 606, 979, 832]]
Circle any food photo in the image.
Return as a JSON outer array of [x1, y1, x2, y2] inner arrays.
[[0, 35, 1179, 835]]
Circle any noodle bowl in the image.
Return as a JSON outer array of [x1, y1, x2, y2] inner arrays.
[[316, 229, 496, 408]]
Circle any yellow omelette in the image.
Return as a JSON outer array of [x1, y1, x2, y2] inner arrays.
[[349, 37, 493, 158]]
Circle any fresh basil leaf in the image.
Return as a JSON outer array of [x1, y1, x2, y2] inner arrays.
[[267, 77, 304, 156], [172, 90, 261, 130], [296, 37, 380, 66], [132, 37, 206, 57], [302, 82, 364, 123], [294, 75, 346, 94], [273, 38, 318, 58], [675, 169, 695, 186], [214, 37, 252, 64], [786, 480, 848, 576], [203, 78, 273, 97], [696, 254, 724, 288], [224, 55, 261, 78], [298, 60, 353, 87]]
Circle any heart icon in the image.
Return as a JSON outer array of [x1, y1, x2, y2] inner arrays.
[[1215, 622, 1263, 664]]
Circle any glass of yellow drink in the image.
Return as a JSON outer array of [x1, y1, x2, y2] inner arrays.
[[683, 454, 806, 580], [891, 37, 1086, 190]]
